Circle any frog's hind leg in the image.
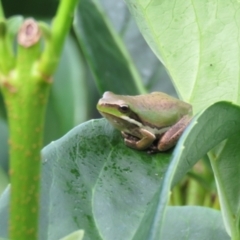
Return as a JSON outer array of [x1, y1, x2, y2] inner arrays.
[[158, 116, 191, 151]]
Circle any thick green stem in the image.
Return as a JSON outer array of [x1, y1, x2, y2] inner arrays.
[[39, 0, 79, 76], [1, 32, 50, 239], [7, 76, 50, 240], [0, 0, 79, 238]]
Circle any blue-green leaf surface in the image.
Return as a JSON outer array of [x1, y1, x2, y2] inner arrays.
[[0, 119, 170, 240]]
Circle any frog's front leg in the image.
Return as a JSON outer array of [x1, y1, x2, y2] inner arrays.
[[158, 115, 191, 151], [122, 129, 156, 150]]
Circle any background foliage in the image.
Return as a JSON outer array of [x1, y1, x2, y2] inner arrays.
[[1, 0, 240, 240]]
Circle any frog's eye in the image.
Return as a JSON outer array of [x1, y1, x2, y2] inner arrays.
[[119, 104, 129, 113]]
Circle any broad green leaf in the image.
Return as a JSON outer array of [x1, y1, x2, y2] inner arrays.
[[0, 119, 171, 240], [137, 102, 240, 239], [161, 206, 229, 240], [74, 0, 146, 95], [125, 0, 240, 112], [43, 120, 170, 240]]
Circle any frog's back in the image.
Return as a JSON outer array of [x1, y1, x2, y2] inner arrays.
[[126, 92, 192, 127]]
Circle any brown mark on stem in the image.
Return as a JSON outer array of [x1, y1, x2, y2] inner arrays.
[[18, 19, 41, 48], [2, 81, 17, 93], [40, 72, 53, 83]]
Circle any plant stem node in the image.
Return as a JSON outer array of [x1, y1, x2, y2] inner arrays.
[[18, 18, 41, 48]]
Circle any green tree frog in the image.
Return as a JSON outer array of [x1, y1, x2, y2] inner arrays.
[[97, 91, 192, 152]]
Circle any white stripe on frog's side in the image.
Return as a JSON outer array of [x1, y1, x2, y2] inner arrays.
[[120, 115, 142, 127], [120, 115, 170, 135]]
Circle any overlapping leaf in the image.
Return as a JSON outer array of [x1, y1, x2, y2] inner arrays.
[[125, 0, 240, 112]]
